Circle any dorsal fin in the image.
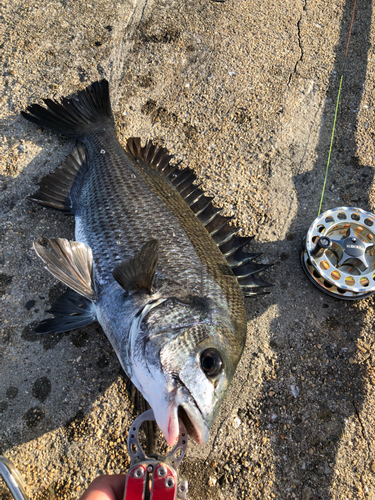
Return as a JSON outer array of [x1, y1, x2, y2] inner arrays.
[[112, 239, 158, 294], [126, 138, 273, 296]]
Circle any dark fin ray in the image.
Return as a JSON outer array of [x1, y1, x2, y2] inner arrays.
[[171, 169, 194, 188], [28, 145, 88, 213], [219, 236, 254, 257], [125, 138, 273, 294], [242, 289, 272, 297], [180, 182, 203, 200], [152, 147, 169, 169], [21, 80, 114, 137], [211, 222, 239, 243], [198, 205, 223, 225], [33, 239, 96, 300], [226, 251, 262, 267], [165, 165, 182, 181], [35, 290, 97, 334], [238, 275, 274, 288], [183, 187, 204, 205], [113, 240, 158, 293], [126, 136, 141, 157], [142, 140, 156, 160], [190, 195, 215, 216], [126, 138, 175, 174], [232, 263, 273, 279], [157, 155, 172, 173], [205, 216, 232, 237]]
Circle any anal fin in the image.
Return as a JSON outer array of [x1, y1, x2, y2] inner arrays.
[[28, 145, 88, 213], [35, 289, 97, 334], [34, 238, 96, 301]]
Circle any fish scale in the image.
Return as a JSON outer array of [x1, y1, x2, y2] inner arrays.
[[79, 130, 207, 291], [21, 80, 271, 447]]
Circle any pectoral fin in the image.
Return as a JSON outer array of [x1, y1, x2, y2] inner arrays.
[[35, 290, 97, 334], [112, 239, 158, 294], [33, 238, 96, 301]]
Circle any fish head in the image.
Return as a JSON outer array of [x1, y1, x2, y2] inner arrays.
[[160, 323, 240, 446], [130, 298, 243, 447]]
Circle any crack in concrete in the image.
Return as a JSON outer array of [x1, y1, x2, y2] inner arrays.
[[140, 0, 151, 21], [287, 0, 307, 86], [352, 400, 372, 493], [106, 0, 155, 110], [352, 400, 372, 457]]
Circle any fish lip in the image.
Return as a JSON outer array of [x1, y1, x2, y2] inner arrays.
[[177, 403, 209, 445], [174, 376, 209, 445]]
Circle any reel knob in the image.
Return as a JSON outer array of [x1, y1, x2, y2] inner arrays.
[[311, 236, 332, 257], [301, 207, 375, 300]]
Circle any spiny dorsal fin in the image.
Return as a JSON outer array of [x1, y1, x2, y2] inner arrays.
[[239, 275, 274, 296], [33, 238, 96, 301], [28, 145, 88, 213], [126, 138, 273, 296], [113, 239, 158, 293], [35, 289, 97, 334]]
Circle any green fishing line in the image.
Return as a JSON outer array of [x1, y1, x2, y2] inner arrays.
[[318, 74, 343, 216]]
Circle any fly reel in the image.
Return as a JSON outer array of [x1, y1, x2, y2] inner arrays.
[[301, 207, 375, 300]]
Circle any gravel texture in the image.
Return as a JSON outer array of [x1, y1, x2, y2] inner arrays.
[[1, 0, 375, 499]]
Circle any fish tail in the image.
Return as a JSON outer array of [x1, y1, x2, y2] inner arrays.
[[21, 80, 114, 137]]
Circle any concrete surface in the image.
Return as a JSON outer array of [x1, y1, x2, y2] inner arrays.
[[1, 0, 375, 498]]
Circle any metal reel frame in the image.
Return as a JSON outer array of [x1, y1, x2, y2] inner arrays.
[[301, 207, 375, 300]]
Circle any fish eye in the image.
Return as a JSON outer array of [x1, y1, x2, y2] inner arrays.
[[200, 349, 223, 377]]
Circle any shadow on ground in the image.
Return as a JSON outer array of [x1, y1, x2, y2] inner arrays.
[[260, 1, 374, 498]]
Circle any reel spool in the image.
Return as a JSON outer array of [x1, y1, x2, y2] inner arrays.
[[301, 207, 375, 300]]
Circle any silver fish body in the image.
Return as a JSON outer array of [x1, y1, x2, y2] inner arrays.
[[22, 81, 271, 446]]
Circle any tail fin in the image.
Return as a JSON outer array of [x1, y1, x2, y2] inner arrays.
[[21, 80, 114, 137]]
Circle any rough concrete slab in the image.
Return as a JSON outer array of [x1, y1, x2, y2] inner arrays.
[[1, 0, 375, 498]]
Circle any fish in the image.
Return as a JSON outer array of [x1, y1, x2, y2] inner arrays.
[[21, 80, 272, 447]]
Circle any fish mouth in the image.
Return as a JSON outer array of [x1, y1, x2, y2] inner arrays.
[[175, 380, 209, 446], [147, 383, 209, 447], [177, 404, 209, 445]]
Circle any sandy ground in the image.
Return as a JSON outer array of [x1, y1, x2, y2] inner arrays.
[[1, 0, 375, 498]]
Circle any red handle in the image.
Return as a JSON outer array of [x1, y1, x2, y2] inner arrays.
[[123, 462, 178, 500], [150, 464, 178, 500], [123, 464, 147, 500]]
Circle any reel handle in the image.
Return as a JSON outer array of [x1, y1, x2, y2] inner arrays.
[[311, 236, 331, 257]]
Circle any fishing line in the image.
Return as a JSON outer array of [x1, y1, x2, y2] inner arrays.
[[301, 0, 375, 301], [318, 76, 343, 216], [317, 0, 357, 216]]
